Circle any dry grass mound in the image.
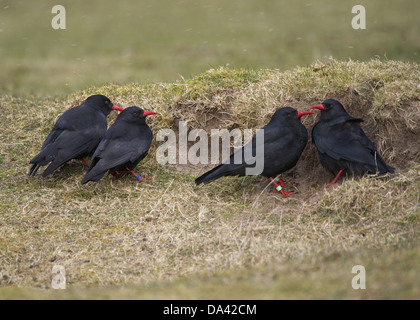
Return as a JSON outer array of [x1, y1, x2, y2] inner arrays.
[[69, 58, 419, 188]]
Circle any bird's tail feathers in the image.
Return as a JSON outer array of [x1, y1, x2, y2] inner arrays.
[[195, 163, 245, 185], [28, 164, 41, 176], [28, 145, 57, 176], [81, 159, 108, 184], [373, 152, 395, 174], [195, 164, 228, 185], [81, 170, 107, 184]]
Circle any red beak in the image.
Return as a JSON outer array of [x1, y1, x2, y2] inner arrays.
[[143, 111, 158, 117], [310, 104, 325, 111], [297, 111, 315, 118], [112, 105, 124, 112]]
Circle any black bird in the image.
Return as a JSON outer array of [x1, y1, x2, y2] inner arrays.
[[29, 95, 123, 177], [310, 99, 395, 186], [81, 106, 158, 184], [195, 107, 314, 198]]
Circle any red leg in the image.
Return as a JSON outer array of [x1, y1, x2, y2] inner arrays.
[[60, 162, 70, 170], [280, 190, 295, 198], [59, 157, 89, 171], [126, 167, 149, 182], [269, 177, 294, 198], [111, 171, 125, 179], [326, 169, 344, 187], [77, 157, 90, 167]]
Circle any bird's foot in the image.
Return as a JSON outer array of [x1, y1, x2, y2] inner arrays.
[[126, 167, 149, 182], [111, 171, 126, 179], [271, 177, 287, 188], [272, 185, 295, 198], [136, 175, 150, 183], [281, 190, 295, 198], [270, 177, 294, 198]]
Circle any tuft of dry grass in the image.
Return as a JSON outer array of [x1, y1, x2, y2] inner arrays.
[[0, 59, 419, 298]]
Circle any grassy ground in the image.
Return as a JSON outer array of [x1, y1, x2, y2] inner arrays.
[[0, 59, 419, 299], [1, 241, 419, 299], [1, 0, 419, 95]]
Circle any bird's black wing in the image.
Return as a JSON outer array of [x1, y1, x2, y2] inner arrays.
[[313, 119, 382, 167], [29, 105, 107, 176], [82, 129, 152, 183], [195, 124, 295, 184], [40, 124, 106, 177]]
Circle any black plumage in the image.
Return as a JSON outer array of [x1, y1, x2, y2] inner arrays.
[[29, 95, 122, 177], [81, 106, 157, 184], [195, 107, 314, 197], [311, 99, 394, 185]]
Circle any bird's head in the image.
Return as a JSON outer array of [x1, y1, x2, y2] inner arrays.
[[310, 99, 347, 121], [85, 95, 123, 116], [118, 106, 158, 124], [271, 107, 314, 124]]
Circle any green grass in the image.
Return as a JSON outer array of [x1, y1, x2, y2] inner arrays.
[[1, 241, 419, 299], [0, 0, 419, 95], [0, 60, 419, 299]]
